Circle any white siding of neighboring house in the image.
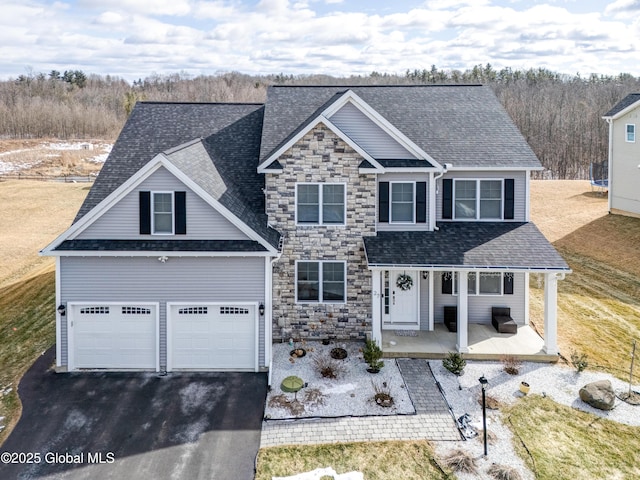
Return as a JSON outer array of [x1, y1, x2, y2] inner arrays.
[[377, 172, 431, 231], [329, 102, 418, 160], [432, 272, 526, 325], [610, 109, 640, 217], [436, 171, 527, 222], [59, 256, 265, 370], [76, 166, 251, 240]]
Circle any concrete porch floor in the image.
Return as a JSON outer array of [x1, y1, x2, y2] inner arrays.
[[381, 323, 559, 362]]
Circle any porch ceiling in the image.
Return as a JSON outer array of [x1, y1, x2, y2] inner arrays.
[[363, 222, 570, 270]]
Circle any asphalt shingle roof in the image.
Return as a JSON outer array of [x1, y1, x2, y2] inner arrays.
[[363, 222, 570, 270], [260, 85, 541, 169], [56, 239, 267, 252], [74, 101, 280, 249], [603, 93, 640, 117]]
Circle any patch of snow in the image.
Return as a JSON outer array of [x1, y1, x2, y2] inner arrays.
[[87, 144, 113, 163], [0, 148, 35, 157], [273, 467, 364, 480]]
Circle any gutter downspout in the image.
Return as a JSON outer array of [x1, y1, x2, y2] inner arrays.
[[432, 163, 450, 231], [605, 117, 613, 213], [267, 237, 284, 389]]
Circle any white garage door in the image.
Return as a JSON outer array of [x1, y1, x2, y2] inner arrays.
[[70, 303, 158, 370], [168, 304, 256, 371]]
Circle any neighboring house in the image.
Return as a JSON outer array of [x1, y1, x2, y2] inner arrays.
[[603, 94, 640, 218], [42, 85, 569, 373]]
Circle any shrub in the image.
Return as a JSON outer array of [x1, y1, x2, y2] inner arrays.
[[487, 463, 522, 480], [313, 355, 346, 379], [442, 449, 477, 474], [501, 355, 522, 375], [371, 380, 394, 407], [570, 350, 589, 373], [363, 339, 384, 371], [443, 352, 466, 375]]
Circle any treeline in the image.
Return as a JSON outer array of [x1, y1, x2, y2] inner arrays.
[[1, 65, 639, 179]]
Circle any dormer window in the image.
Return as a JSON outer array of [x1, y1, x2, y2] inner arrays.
[[296, 183, 345, 225]]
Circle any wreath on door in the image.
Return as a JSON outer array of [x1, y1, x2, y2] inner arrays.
[[396, 273, 413, 291]]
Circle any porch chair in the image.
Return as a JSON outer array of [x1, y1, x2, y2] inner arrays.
[[444, 306, 457, 332], [491, 307, 517, 334]]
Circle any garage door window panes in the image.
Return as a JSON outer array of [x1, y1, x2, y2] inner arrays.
[[297, 261, 345, 303]]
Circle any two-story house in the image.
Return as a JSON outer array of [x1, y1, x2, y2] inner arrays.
[[42, 85, 569, 373], [603, 94, 640, 218]]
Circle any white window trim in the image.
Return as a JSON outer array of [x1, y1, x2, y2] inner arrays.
[[151, 191, 174, 235], [295, 260, 347, 304], [452, 271, 504, 296], [453, 179, 504, 221], [295, 183, 347, 226], [389, 181, 416, 224], [626, 123, 636, 143]]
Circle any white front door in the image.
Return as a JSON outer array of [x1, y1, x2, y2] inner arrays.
[[386, 271, 419, 329]]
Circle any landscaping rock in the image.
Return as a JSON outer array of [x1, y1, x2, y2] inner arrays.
[[579, 380, 615, 410]]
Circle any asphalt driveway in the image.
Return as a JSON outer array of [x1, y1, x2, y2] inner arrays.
[[0, 348, 268, 480]]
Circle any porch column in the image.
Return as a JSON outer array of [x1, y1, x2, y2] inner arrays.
[[371, 269, 382, 345], [456, 271, 469, 353], [428, 271, 434, 331], [543, 272, 559, 355]]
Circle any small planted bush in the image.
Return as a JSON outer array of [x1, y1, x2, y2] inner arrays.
[[443, 352, 466, 375], [313, 355, 346, 379], [570, 350, 589, 373], [443, 449, 477, 474], [487, 464, 522, 480], [363, 338, 384, 372], [501, 355, 522, 375]]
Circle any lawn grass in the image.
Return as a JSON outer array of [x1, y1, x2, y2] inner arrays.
[[505, 395, 640, 480], [0, 180, 88, 444], [255, 441, 453, 480], [0, 272, 56, 444], [529, 180, 640, 380]]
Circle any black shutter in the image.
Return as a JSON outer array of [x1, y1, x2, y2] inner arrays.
[[416, 182, 427, 223], [442, 272, 453, 294], [504, 273, 514, 295], [504, 179, 515, 220], [379, 182, 389, 223], [174, 191, 186, 234], [139, 191, 151, 235], [442, 179, 453, 219]]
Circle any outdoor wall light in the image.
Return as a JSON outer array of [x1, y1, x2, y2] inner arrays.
[[422, 271, 429, 280], [57, 304, 66, 316], [259, 303, 265, 316]]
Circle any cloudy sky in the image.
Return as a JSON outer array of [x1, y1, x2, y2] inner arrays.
[[3, 0, 639, 82]]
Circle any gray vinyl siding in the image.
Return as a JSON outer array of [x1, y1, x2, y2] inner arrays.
[[329, 102, 418, 160], [77, 167, 250, 240], [419, 274, 429, 330], [433, 272, 526, 325], [377, 173, 430, 231], [59, 256, 265, 370], [436, 171, 527, 222]]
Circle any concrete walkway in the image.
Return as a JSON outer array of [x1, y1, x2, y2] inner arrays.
[[260, 359, 460, 447]]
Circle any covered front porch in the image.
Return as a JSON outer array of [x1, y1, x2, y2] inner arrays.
[[363, 223, 572, 361], [381, 323, 558, 362]]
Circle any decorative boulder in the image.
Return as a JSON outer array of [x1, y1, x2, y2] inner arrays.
[[579, 380, 615, 411]]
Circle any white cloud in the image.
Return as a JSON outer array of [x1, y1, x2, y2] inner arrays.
[[605, 0, 640, 15], [0, 0, 638, 81]]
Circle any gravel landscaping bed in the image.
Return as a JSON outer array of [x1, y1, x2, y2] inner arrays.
[[431, 360, 640, 480], [265, 341, 415, 420]]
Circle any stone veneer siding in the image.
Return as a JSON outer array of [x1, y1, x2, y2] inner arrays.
[[266, 124, 377, 341]]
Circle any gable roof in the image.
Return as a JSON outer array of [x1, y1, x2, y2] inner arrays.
[[72, 101, 280, 250], [259, 85, 541, 170], [603, 93, 640, 118], [77, 102, 264, 221]]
